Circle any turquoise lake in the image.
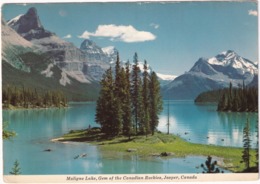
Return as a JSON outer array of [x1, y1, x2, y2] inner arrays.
[[3, 101, 258, 174]]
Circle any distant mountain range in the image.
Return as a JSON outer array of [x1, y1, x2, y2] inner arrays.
[[162, 50, 258, 100], [2, 7, 257, 101]]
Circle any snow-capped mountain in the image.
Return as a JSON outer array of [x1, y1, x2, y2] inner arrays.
[[156, 73, 177, 86], [162, 50, 258, 100], [102, 46, 118, 64], [156, 73, 177, 81]]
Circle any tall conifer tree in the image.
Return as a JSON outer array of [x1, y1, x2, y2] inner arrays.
[[122, 61, 133, 138], [241, 119, 251, 170], [131, 53, 142, 134], [95, 67, 114, 135], [142, 60, 151, 135], [149, 72, 163, 135]]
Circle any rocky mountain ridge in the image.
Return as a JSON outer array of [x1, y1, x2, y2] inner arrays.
[[162, 50, 258, 100]]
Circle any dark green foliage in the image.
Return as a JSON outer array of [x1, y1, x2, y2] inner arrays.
[[142, 60, 151, 136], [131, 52, 142, 134], [255, 123, 258, 169], [195, 83, 258, 112], [218, 85, 258, 112], [122, 61, 133, 138], [10, 160, 21, 175], [95, 53, 163, 137], [2, 122, 16, 140], [149, 72, 163, 135], [95, 67, 114, 135], [241, 119, 251, 170], [112, 53, 123, 135], [201, 156, 223, 173], [2, 85, 67, 109]]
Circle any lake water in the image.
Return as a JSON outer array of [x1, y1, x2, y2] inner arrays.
[[3, 101, 257, 175]]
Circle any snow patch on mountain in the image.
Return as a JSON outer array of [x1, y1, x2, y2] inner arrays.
[[60, 70, 71, 86], [156, 73, 177, 81], [102, 46, 116, 55], [7, 14, 23, 29], [66, 71, 91, 84], [41, 63, 54, 77]]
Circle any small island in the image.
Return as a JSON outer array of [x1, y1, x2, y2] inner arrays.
[[53, 127, 257, 173]]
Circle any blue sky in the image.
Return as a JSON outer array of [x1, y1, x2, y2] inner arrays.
[[2, 1, 258, 75]]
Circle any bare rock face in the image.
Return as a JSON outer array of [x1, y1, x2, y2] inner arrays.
[[8, 7, 54, 40], [6, 7, 114, 83]]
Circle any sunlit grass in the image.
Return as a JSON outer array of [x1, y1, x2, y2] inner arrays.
[[59, 128, 257, 173]]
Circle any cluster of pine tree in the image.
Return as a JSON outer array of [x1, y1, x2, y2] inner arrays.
[[217, 82, 258, 112], [95, 53, 163, 137], [2, 85, 68, 109]]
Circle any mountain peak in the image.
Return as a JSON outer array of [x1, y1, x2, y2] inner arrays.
[[215, 50, 237, 61], [8, 7, 43, 34], [26, 7, 38, 17], [80, 39, 97, 50], [7, 7, 53, 40]]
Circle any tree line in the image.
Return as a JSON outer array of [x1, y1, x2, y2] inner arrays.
[[217, 82, 258, 112], [2, 85, 68, 109], [95, 52, 163, 137]]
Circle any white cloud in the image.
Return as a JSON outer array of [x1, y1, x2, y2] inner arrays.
[[78, 24, 156, 43], [63, 34, 72, 39], [150, 23, 160, 29], [248, 10, 257, 16]]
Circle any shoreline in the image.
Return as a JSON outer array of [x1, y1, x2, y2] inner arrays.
[[2, 105, 69, 111], [51, 128, 257, 173]]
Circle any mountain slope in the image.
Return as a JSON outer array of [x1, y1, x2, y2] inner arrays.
[[2, 52, 100, 101], [2, 19, 34, 72], [162, 50, 258, 100]]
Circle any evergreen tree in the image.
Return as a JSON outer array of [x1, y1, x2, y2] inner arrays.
[[227, 82, 233, 110], [9, 160, 21, 175], [201, 156, 223, 173], [142, 60, 151, 136], [241, 119, 251, 170], [112, 53, 124, 135], [122, 61, 133, 138], [255, 122, 259, 169], [131, 53, 142, 134], [137, 79, 144, 133], [95, 67, 115, 135], [149, 72, 163, 135], [232, 89, 239, 112]]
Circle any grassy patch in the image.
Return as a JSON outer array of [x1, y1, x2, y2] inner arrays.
[[58, 128, 257, 173]]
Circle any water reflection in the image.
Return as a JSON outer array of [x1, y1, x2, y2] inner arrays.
[[158, 101, 258, 148]]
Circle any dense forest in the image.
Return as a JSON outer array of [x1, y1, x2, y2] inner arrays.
[[195, 82, 258, 112], [95, 53, 163, 137], [217, 83, 258, 112], [2, 85, 68, 109]]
